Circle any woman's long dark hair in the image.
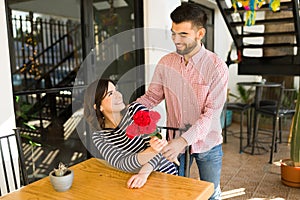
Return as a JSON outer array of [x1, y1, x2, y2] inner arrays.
[[83, 79, 115, 130]]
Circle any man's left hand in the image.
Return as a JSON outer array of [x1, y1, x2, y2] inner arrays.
[[161, 137, 188, 163]]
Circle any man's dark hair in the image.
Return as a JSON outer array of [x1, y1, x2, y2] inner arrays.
[[170, 2, 207, 28]]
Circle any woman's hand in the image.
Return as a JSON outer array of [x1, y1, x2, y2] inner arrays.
[[149, 136, 168, 153], [127, 173, 149, 189]]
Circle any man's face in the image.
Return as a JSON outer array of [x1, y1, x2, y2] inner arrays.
[[171, 21, 203, 55]]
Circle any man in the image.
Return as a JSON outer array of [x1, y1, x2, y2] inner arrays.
[[136, 2, 228, 199]]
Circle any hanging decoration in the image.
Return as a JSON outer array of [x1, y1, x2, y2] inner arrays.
[[269, 0, 280, 12], [231, 0, 280, 26]]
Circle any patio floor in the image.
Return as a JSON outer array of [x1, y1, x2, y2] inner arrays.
[[190, 122, 300, 200]]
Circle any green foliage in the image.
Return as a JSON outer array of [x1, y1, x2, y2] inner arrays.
[[229, 85, 255, 104], [15, 97, 33, 121], [15, 96, 38, 130], [290, 87, 300, 167]]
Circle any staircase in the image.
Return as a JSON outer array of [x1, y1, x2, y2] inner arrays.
[[216, 0, 300, 76], [10, 14, 83, 140]]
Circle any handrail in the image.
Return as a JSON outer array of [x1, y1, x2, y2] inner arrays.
[[23, 50, 81, 90], [13, 24, 81, 75]]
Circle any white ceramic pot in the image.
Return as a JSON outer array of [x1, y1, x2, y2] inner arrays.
[[49, 170, 74, 192]]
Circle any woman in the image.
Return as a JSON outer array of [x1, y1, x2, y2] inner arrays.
[[83, 79, 178, 189]]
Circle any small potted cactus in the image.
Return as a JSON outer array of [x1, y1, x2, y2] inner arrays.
[[49, 162, 74, 192]]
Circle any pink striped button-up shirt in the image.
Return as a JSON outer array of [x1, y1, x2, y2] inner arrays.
[[137, 45, 228, 154]]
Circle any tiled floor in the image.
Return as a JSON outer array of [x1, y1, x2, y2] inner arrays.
[[189, 122, 300, 200], [24, 121, 300, 199]]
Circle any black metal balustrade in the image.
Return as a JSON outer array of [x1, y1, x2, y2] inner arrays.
[[10, 13, 83, 138]]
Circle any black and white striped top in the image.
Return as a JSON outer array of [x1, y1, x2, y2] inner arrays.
[[92, 102, 178, 175]]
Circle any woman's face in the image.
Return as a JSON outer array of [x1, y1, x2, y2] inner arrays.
[[100, 82, 125, 114]]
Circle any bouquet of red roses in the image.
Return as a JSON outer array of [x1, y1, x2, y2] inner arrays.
[[126, 110, 162, 139], [126, 110, 180, 166]]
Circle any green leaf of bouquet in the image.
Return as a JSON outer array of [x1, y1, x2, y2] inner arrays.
[[156, 133, 162, 139]]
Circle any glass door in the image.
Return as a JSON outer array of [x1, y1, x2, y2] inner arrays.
[[91, 0, 145, 103]]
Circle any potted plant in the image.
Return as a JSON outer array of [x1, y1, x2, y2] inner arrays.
[[229, 85, 255, 104], [281, 87, 300, 187], [227, 85, 255, 125], [49, 162, 74, 192]]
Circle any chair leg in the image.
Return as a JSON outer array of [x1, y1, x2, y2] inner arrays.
[[279, 117, 282, 143], [275, 118, 279, 153], [184, 146, 191, 177], [239, 111, 244, 153], [246, 109, 251, 146], [269, 118, 277, 164], [252, 112, 261, 155], [249, 108, 253, 144], [223, 111, 227, 143]]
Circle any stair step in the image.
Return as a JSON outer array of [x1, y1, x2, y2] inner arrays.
[[239, 63, 300, 76], [238, 55, 300, 75], [230, 17, 294, 27], [242, 55, 297, 63], [236, 31, 296, 38], [242, 43, 297, 49]]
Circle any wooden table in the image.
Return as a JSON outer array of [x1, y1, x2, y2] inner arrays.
[[0, 158, 214, 200]]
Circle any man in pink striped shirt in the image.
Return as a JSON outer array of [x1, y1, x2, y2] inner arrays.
[[136, 2, 228, 200]]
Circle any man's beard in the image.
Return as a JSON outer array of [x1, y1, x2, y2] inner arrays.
[[176, 40, 198, 55]]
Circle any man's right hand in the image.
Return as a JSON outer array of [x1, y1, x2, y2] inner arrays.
[[149, 136, 168, 153]]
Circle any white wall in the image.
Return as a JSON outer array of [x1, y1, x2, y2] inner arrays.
[[0, 1, 16, 136], [143, 0, 181, 125], [0, 2, 20, 194], [143, 0, 181, 84]]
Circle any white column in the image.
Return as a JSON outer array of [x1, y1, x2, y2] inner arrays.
[[0, 1, 16, 136]]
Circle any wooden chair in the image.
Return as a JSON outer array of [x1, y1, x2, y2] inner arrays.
[[0, 129, 28, 195], [157, 126, 190, 177]]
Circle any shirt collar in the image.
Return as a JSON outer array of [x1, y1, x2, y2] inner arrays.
[[178, 44, 206, 65]]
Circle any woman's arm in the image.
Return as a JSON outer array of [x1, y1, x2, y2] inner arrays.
[[137, 137, 167, 165], [127, 163, 154, 189], [127, 137, 167, 189]]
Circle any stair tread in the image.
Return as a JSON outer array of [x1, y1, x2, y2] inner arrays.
[[236, 31, 296, 37], [242, 43, 297, 48], [230, 17, 294, 27]]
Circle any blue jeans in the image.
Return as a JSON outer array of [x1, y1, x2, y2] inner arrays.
[[178, 144, 223, 200]]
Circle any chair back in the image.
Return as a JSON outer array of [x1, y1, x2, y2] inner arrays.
[[258, 83, 284, 117], [0, 129, 28, 196], [157, 126, 191, 177], [282, 88, 298, 111]]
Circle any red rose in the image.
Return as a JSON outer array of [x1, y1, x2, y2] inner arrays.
[[133, 110, 151, 126], [149, 111, 160, 123], [126, 110, 161, 139]]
